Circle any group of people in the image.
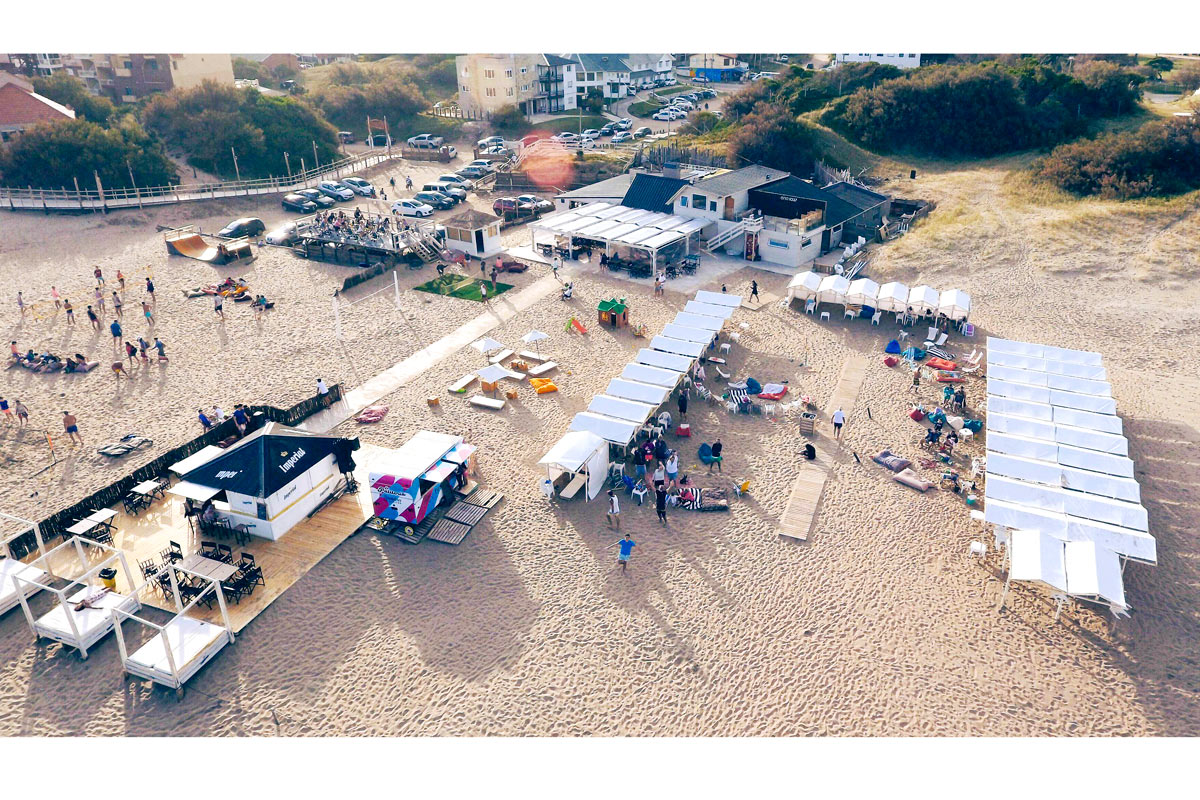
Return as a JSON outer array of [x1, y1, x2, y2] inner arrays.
[[309, 208, 408, 251], [197, 403, 252, 436], [111, 336, 170, 377], [16, 268, 156, 331]]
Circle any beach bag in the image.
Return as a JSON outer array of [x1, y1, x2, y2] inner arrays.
[[909, 408, 927, 422], [745, 377, 762, 395]]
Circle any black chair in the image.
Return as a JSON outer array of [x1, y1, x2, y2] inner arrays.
[[242, 563, 265, 587], [237, 552, 256, 570], [199, 541, 219, 559], [138, 558, 158, 581], [85, 526, 113, 546], [217, 544, 234, 564], [168, 540, 184, 562]]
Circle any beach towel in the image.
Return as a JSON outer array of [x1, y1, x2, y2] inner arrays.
[[902, 347, 927, 361], [935, 370, 964, 383], [678, 487, 729, 512], [727, 388, 751, 408], [354, 405, 390, 423], [885, 340, 902, 355], [745, 377, 762, 395], [872, 450, 912, 473], [926, 357, 957, 371], [927, 346, 955, 361], [97, 434, 153, 457], [883, 356, 899, 367]]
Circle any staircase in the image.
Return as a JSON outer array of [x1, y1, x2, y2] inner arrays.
[[408, 223, 443, 262], [702, 215, 763, 256]]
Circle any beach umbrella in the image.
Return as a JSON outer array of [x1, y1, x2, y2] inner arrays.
[[521, 329, 549, 355], [817, 274, 850, 306], [877, 282, 909, 313], [847, 278, 880, 308], [471, 336, 505, 363], [787, 271, 822, 302], [908, 285, 940, 317], [938, 289, 971, 321], [476, 363, 523, 395]]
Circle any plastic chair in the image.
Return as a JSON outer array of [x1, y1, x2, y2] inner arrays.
[[819, 311, 830, 322], [969, 541, 987, 559], [871, 311, 881, 326], [804, 299, 816, 315], [632, 483, 648, 505], [734, 480, 750, 497], [844, 308, 856, 320], [719, 342, 731, 355]]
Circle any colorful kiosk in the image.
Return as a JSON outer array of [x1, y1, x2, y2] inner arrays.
[[368, 431, 477, 534]]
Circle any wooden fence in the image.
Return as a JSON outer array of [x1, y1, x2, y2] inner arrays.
[[0, 153, 395, 214], [5, 385, 343, 559]]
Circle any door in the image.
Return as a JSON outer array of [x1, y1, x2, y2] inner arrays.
[[724, 196, 734, 220], [474, 229, 485, 254], [821, 228, 831, 252]]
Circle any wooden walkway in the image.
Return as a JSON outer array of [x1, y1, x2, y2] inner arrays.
[[777, 355, 869, 541]]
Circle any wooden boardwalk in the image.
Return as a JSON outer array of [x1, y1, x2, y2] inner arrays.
[[777, 355, 869, 541]]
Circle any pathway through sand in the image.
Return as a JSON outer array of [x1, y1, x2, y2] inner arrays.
[[777, 354, 868, 541], [299, 273, 563, 432]]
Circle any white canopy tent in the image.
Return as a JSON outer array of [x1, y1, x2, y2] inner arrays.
[[986, 412, 1128, 455], [637, 348, 693, 373], [661, 323, 713, 344], [650, 336, 705, 358], [694, 290, 741, 307], [606, 378, 670, 406], [938, 289, 971, 321], [985, 475, 1148, 531], [817, 274, 850, 306], [1004, 529, 1127, 615], [569, 412, 640, 447], [985, 451, 1141, 504], [622, 363, 683, 388], [907, 285, 940, 316], [673, 312, 722, 332], [528, 202, 707, 267], [683, 300, 735, 320], [846, 278, 880, 307], [588, 395, 656, 425], [471, 337, 505, 356], [877, 281, 909, 313], [787, 271, 822, 303], [538, 431, 609, 501]]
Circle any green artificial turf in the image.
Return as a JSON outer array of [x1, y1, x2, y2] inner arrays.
[[413, 274, 514, 302]]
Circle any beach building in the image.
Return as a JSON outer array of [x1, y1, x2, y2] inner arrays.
[[0, 73, 75, 143], [444, 209, 504, 259], [682, 54, 749, 82]]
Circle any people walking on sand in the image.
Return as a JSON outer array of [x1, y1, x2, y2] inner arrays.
[[0, 396, 10, 424], [154, 337, 167, 362], [111, 360, 128, 379], [607, 533, 636, 572], [832, 406, 846, 441], [655, 486, 668, 524], [93, 266, 104, 286], [86, 305, 99, 331], [606, 489, 621, 530], [95, 286, 105, 314], [51, 286, 61, 309], [145, 276, 155, 302], [112, 291, 123, 318], [137, 336, 149, 362], [64, 298, 75, 325], [479, 282, 488, 303], [62, 410, 82, 445], [116, 269, 125, 289], [666, 449, 679, 489], [16, 292, 25, 318], [141, 300, 153, 326], [8, 341, 16, 361], [14, 400, 29, 427], [709, 438, 723, 473], [911, 369, 921, 392], [110, 319, 122, 345], [213, 292, 224, 320], [750, 280, 759, 303], [124, 341, 137, 366], [405, 175, 413, 190]]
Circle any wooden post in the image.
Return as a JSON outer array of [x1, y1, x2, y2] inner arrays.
[[94, 170, 107, 214], [72, 175, 85, 212]]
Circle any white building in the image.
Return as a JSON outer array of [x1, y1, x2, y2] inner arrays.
[[623, 54, 674, 89], [835, 53, 921, 69], [564, 54, 631, 101], [456, 54, 577, 115]]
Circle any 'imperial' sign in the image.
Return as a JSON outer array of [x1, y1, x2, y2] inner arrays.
[[279, 448, 307, 474]]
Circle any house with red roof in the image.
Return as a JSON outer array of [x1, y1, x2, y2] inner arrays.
[[0, 73, 74, 143]]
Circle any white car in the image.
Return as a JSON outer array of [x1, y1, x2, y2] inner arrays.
[[580, 129, 600, 141], [391, 199, 434, 217], [468, 159, 498, 172], [652, 109, 674, 121], [477, 135, 505, 148], [614, 118, 633, 130], [672, 99, 695, 111], [438, 174, 474, 190], [406, 133, 444, 148], [318, 180, 354, 201], [340, 177, 375, 197], [516, 194, 553, 212], [264, 222, 299, 246], [611, 130, 634, 143], [551, 132, 579, 144]]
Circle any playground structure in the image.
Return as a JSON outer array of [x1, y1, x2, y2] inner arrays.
[[164, 226, 255, 265]]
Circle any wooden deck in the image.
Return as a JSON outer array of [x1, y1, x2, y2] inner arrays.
[[776, 356, 869, 542], [56, 445, 387, 633]]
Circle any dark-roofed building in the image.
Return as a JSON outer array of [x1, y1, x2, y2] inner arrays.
[[749, 176, 863, 254], [669, 165, 789, 222], [621, 173, 690, 214], [563, 53, 632, 100], [822, 181, 891, 240], [554, 173, 636, 211]]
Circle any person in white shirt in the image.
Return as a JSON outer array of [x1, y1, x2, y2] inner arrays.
[[832, 407, 846, 441], [606, 489, 620, 530]]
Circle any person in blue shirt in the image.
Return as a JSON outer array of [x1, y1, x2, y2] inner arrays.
[[607, 534, 636, 572], [232, 404, 249, 436], [110, 319, 122, 343], [198, 409, 212, 430]]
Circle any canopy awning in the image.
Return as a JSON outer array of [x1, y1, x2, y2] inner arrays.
[[683, 300, 734, 320], [587, 394, 656, 424], [673, 312, 722, 332], [650, 336, 705, 358], [643, 230, 685, 250], [661, 323, 713, 344], [787, 271, 823, 302], [622, 362, 682, 388], [169, 445, 225, 476], [606, 378, 670, 406], [539, 430, 606, 472], [847, 278, 880, 306], [817, 274, 850, 305], [569, 412, 640, 446], [908, 285, 939, 315], [167, 481, 223, 503], [693, 290, 741, 307], [938, 289, 971, 320], [637, 348, 693, 373], [877, 281, 909, 312], [443, 442, 478, 465]]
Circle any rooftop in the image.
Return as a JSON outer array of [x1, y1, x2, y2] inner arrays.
[[621, 173, 690, 214], [690, 165, 789, 197], [0, 74, 76, 128], [752, 175, 865, 228], [557, 173, 635, 199], [822, 180, 889, 211], [445, 209, 503, 229]]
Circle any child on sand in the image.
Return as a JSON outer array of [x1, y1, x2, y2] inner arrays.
[[0, 396, 10, 423], [116, 269, 125, 289], [86, 306, 99, 330], [112, 292, 123, 318], [606, 489, 621, 530]]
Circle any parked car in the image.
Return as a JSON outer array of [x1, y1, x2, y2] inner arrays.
[[779, 55, 789, 63], [414, 191, 456, 210], [614, 118, 633, 130], [492, 197, 525, 216], [519, 134, 542, 147], [652, 109, 673, 121], [265, 222, 300, 246], [551, 131, 579, 144], [611, 130, 634, 143], [440, 145, 459, 160], [370, 134, 391, 147], [217, 217, 265, 239], [281, 193, 317, 213], [297, 188, 335, 209], [482, 145, 509, 155], [456, 166, 490, 180], [426, 181, 467, 200], [438, 174, 474, 190], [407, 133, 444, 148], [391, 199, 434, 217], [337, 131, 356, 144], [467, 159, 498, 172], [318, 180, 354, 201], [516, 194, 553, 212], [633, 127, 652, 138], [477, 135, 505, 148], [672, 100, 695, 111], [340, 177, 376, 197], [581, 129, 600, 141]]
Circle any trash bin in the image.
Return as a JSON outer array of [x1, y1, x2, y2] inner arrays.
[[910, 169, 917, 180], [98, 568, 117, 590]]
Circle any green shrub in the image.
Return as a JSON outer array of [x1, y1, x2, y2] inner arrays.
[[32, 73, 116, 123], [727, 104, 821, 176], [0, 115, 176, 190]]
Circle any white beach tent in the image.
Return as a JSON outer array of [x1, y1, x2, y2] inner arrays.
[[588, 395, 656, 425], [168, 444, 225, 476], [982, 497, 1156, 563], [1004, 529, 1127, 613], [787, 271, 823, 302], [673, 311, 723, 332], [569, 412, 640, 447], [694, 290, 741, 308], [637, 348, 693, 373], [650, 335, 705, 358], [661, 323, 713, 344], [683, 300, 735, 320], [846, 278, 880, 307], [606, 378, 670, 406], [877, 282, 909, 313], [985, 474, 1148, 531], [622, 362, 683, 388], [985, 452, 1141, 504], [938, 289, 971, 321], [538, 430, 609, 501], [908, 285, 940, 316], [986, 412, 1128, 455], [817, 274, 850, 306], [988, 350, 1110, 381]]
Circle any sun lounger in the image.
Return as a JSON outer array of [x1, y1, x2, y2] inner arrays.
[[489, 349, 514, 364], [893, 468, 934, 492], [528, 361, 558, 376], [449, 374, 477, 394], [559, 473, 587, 499], [1, 558, 47, 617], [519, 350, 548, 362], [469, 395, 505, 410], [121, 615, 230, 692]]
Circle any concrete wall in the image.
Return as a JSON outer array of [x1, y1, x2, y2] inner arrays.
[[756, 226, 824, 268]]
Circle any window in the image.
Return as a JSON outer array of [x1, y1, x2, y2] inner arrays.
[[587, 72, 595, 81], [801, 238, 812, 248], [506, 88, 513, 96], [486, 88, 496, 97], [484, 69, 494, 78], [172, 60, 179, 70], [692, 194, 706, 209], [505, 69, 513, 77], [709, 201, 717, 211], [461, 85, 470, 92], [123, 60, 133, 69], [767, 238, 788, 249], [520, 66, 528, 74], [680, 197, 688, 207], [146, 59, 158, 70], [522, 84, 530, 92]]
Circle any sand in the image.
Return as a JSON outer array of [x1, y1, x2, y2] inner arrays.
[[1, 153, 1199, 736]]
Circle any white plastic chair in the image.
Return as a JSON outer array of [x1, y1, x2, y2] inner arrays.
[[843, 308, 855, 320], [719, 342, 732, 355], [871, 311, 881, 326], [925, 326, 938, 342], [805, 299, 816, 315], [969, 541, 987, 559], [541, 479, 555, 502], [819, 311, 830, 322]]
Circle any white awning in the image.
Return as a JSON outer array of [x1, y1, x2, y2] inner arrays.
[[661, 323, 713, 344], [1064, 541, 1126, 608], [637, 348, 693, 373], [683, 300, 734, 319], [606, 378, 670, 405], [650, 336, 705, 358], [569, 412, 640, 446], [907, 285, 940, 315], [1008, 529, 1067, 592], [938, 289, 971, 320], [577, 219, 628, 238], [983, 498, 1156, 563], [643, 230, 685, 250], [673, 312, 722, 332], [587, 395, 656, 424], [818, 274, 850, 305], [985, 452, 1141, 503], [169, 445, 225, 476], [877, 281, 909, 313], [615, 227, 662, 246], [987, 413, 1129, 456], [986, 475, 1148, 531], [539, 430, 605, 472], [622, 362, 682, 388], [847, 278, 880, 307], [167, 481, 222, 502], [787, 271, 823, 302], [669, 218, 709, 234], [694, 290, 741, 307]]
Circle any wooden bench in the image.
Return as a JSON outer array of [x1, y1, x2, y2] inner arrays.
[[469, 395, 505, 410], [448, 373, 477, 394], [519, 350, 547, 362], [488, 348, 514, 364], [528, 361, 558, 377]]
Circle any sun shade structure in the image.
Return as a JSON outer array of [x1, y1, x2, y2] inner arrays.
[[588, 395, 656, 425], [637, 348, 694, 373], [606, 378, 671, 406], [622, 362, 684, 388], [907, 285, 940, 316], [528, 202, 708, 269], [661, 323, 713, 344], [694, 290, 741, 307], [569, 412, 641, 446], [1, 516, 48, 617], [877, 281, 909, 313], [15, 536, 140, 659], [476, 363, 524, 383], [787, 271, 823, 302], [521, 330, 549, 345], [683, 300, 734, 320], [938, 289, 971, 321], [168, 444, 225, 476], [650, 335, 706, 358], [983, 337, 1153, 617], [673, 312, 722, 332], [539, 431, 609, 500], [846, 278, 880, 307], [817, 274, 850, 305]]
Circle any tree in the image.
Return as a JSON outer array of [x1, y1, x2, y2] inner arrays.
[[1146, 56, 1174, 76], [581, 87, 605, 114], [271, 64, 298, 85], [727, 104, 821, 176], [0, 116, 176, 190], [1170, 62, 1200, 92], [679, 111, 726, 136], [309, 77, 429, 136], [490, 104, 528, 134], [232, 57, 270, 83], [32, 73, 116, 124]]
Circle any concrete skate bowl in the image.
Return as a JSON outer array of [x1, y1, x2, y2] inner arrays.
[[164, 227, 255, 265]]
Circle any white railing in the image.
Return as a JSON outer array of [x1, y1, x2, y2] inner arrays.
[[0, 152, 397, 213], [705, 219, 747, 251]]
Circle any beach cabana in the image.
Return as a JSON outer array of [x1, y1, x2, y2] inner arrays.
[[176, 424, 349, 541], [538, 431, 609, 501], [588, 395, 656, 426], [1003, 529, 1127, 617], [569, 412, 640, 448], [938, 289, 971, 321], [113, 564, 235, 696], [694, 290, 741, 307], [622, 362, 683, 389], [661, 323, 713, 344], [877, 282, 909, 313], [683, 300, 734, 320], [787, 271, 823, 303], [15, 536, 140, 659], [673, 312, 722, 332], [605, 378, 671, 406], [1, 514, 48, 617], [817, 274, 850, 306], [907, 285, 940, 316], [650, 336, 705, 358], [637, 348, 693, 373], [846, 278, 880, 308]]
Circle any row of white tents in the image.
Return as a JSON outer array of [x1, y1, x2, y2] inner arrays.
[[981, 337, 1154, 618], [786, 272, 972, 321], [539, 290, 742, 500]]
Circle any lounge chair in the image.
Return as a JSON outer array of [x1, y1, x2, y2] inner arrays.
[[469, 395, 505, 410], [518, 350, 547, 362], [448, 373, 477, 394], [528, 361, 558, 376], [488, 349, 514, 364]]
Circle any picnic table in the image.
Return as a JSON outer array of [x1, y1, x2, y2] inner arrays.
[[124, 478, 168, 514], [178, 553, 239, 583], [66, 509, 117, 541]]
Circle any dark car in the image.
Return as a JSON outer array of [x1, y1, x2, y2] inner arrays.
[[413, 191, 456, 210], [282, 193, 317, 213], [492, 197, 525, 216], [633, 126, 652, 138], [599, 123, 617, 136], [297, 188, 335, 209], [217, 217, 265, 239]]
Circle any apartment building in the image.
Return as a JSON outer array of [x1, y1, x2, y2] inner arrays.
[[456, 54, 577, 115], [835, 53, 922, 69], [2, 53, 233, 102], [564, 54, 631, 101]]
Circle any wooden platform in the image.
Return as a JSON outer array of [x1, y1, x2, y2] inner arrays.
[[740, 291, 779, 310]]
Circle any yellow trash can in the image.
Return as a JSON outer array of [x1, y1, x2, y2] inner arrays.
[[98, 568, 117, 590]]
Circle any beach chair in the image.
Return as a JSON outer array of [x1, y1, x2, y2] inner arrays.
[[528, 361, 558, 377], [448, 374, 477, 394], [469, 395, 505, 410], [714, 365, 730, 381], [488, 349, 514, 364], [804, 300, 816, 315], [519, 350, 547, 362], [925, 326, 938, 342], [871, 311, 882, 326]]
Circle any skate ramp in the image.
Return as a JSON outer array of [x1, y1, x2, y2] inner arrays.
[[166, 233, 221, 262]]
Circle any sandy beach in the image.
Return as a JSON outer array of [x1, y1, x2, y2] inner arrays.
[[1, 152, 1198, 736]]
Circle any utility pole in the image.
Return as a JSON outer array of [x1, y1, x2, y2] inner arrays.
[[231, 147, 241, 182], [284, 151, 291, 182], [312, 140, 319, 175]]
